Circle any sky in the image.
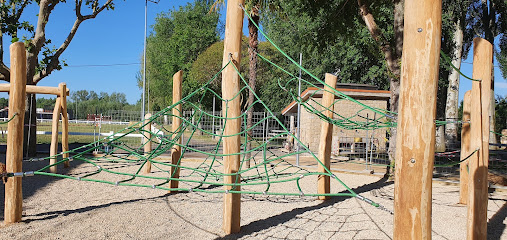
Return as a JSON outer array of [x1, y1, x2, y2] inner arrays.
[[1, 1, 506, 105]]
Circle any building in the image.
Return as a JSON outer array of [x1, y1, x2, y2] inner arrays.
[[282, 82, 390, 155]]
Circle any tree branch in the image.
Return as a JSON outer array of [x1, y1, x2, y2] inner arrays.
[[33, 0, 114, 83], [0, 62, 9, 81]]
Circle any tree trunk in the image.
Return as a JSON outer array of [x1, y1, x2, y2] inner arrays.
[[481, 0, 497, 148], [245, 6, 259, 168], [444, 20, 464, 149], [23, 93, 37, 157], [358, 0, 403, 174]]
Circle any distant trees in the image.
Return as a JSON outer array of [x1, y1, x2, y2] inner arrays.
[[142, 0, 220, 111], [68, 90, 134, 119], [0, 0, 119, 156]]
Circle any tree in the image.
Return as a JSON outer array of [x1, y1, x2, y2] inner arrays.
[[0, 0, 117, 156], [443, 0, 473, 149], [188, 38, 287, 111], [142, 0, 220, 111], [463, 0, 507, 146]]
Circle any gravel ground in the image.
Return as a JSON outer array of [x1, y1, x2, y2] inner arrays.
[[0, 157, 506, 240]]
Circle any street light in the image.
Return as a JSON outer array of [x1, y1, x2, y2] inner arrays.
[[142, 0, 160, 122]]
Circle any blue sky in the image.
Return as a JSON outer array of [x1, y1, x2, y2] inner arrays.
[[1, 1, 506, 105]]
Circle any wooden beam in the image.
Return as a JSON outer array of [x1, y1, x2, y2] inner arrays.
[[460, 90, 471, 205], [60, 83, 70, 168], [317, 73, 337, 200], [221, 0, 244, 234], [393, 0, 442, 239], [4, 42, 27, 224], [467, 37, 492, 240], [49, 97, 62, 173], [143, 113, 152, 174], [0, 84, 69, 96], [170, 70, 183, 193]]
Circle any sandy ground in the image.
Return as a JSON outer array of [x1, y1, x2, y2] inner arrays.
[[0, 157, 506, 240]]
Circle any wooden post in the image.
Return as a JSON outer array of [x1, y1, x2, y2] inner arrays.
[[4, 42, 27, 224], [459, 90, 471, 205], [143, 113, 152, 173], [60, 83, 70, 168], [393, 0, 441, 239], [50, 98, 62, 173], [317, 73, 337, 200], [170, 70, 183, 192], [221, 0, 244, 234], [467, 37, 492, 240]]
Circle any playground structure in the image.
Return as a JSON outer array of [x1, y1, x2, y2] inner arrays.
[[0, 0, 501, 239]]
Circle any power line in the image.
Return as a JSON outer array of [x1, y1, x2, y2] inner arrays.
[[2, 62, 141, 67], [65, 63, 140, 67]]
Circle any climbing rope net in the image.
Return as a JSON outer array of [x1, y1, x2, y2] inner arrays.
[[2, 6, 498, 215]]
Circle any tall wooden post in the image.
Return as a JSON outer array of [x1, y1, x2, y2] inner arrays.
[[4, 42, 27, 224], [60, 83, 70, 168], [467, 37, 492, 240], [221, 0, 244, 234], [143, 113, 152, 173], [317, 73, 337, 200], [460, 90, 471, 204], [170, 70, 183, 192], [393, 0, 442, 239], [49, 98, 62, 173]]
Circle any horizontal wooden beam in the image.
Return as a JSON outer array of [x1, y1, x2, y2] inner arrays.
[[0, 84, 69, 96]]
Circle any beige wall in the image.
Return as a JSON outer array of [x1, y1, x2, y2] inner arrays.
[[299, 98, 388, 153]]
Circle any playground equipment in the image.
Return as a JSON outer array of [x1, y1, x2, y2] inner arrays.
[[0, 78, 70, 174], [1, 1, 495, 239]]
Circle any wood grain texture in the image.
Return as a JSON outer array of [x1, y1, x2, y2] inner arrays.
[[467, 37, 492, 240], [60, 83, 70, 168], [49, 97, 62, 173], [221, 0, 244, 234], [459, 90, 471, 205], [393, 0, 442, 239], [0, 84, 69, 96], [4, 42, 27, 224], [317, 73, 337, 200], [170, 70, 183, 192], [143, 113, 152, 174]]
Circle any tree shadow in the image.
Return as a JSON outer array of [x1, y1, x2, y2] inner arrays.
[[215, 176, 393, 239], [22, 193, 170, 223], [0, 143, 97, 222], [487, 201, 507, 240]]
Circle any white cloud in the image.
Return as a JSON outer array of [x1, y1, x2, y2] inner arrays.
[[495, 81, 507, 89]]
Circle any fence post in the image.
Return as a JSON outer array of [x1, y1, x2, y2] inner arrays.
[[50, 97, 62, 173], [60, 83, 70, 168], [143, 113, 152, 173], [393, 0, 442, 238], [467, 37, 492, 240], [460, 90, 471, 204], [221, 0, 244, 234], [170, 70, 183, 192], [317, 73, 337, 200], [4, 42, 27, 224]]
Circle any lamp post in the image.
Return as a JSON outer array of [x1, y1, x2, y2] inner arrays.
[[142, 0, 160, 122]]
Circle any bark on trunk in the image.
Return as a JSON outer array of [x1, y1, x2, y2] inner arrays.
[[444, 20, 464, 149], [245, 6, 259, 168], [358, 0, 402, 174]]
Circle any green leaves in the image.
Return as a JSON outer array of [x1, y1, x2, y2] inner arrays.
[[143, 0, 220, 110]]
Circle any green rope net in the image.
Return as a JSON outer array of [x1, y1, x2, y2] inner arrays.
[[5, 6, 493, 217]]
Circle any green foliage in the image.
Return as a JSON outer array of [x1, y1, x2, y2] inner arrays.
[[187, 38, 288, 111], [495, 95, 507, 138], [142, 0, 220, 111], [36, 97, 56, 110], [68, 90, 133, 119], [0, 97, 8, 108], [261, 0, 392, 91]]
